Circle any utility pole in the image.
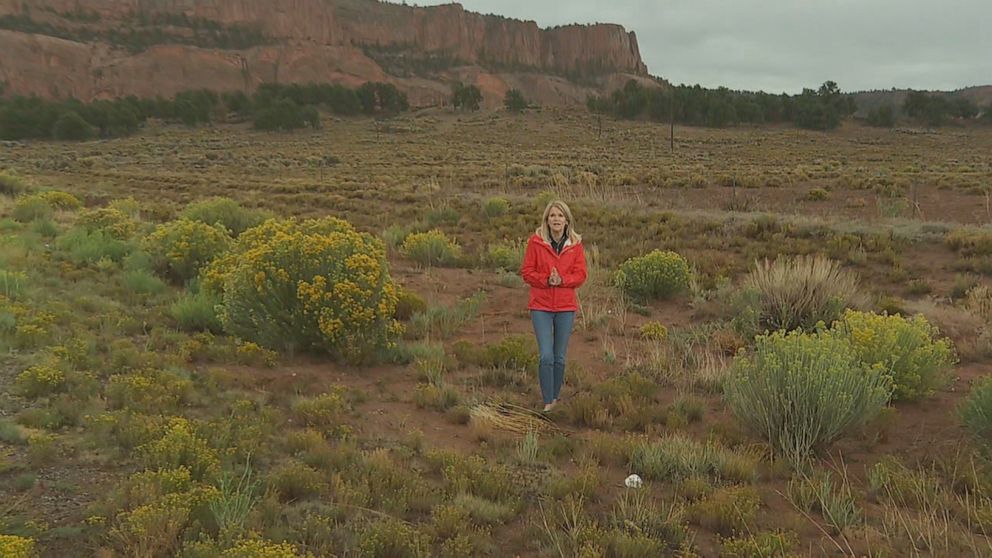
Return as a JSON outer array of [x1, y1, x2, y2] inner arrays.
[[669, 91, 675, 152]]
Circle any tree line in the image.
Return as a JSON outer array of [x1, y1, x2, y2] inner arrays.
[[0, 82, 410, 141], [589, 79, 992, 130], [587, 80, 857, 131]]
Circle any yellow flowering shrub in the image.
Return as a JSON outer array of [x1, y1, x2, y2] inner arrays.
[[639, 321, 669, 341], [833, 310, 956, 401], [139, 417, 221, 481], [144, 219, 232, 283], [222, 535, 311, 557], [37, 190, 82, 210], [77, 207, 138, 239], [615, 250, 691, 301], [207, 217, 400, 362], [107, 369, 193, 414], [108, 468, 219, 558], [14, 356, 66, 399], [0, 535, 37, 558], [181, 196, 269, 237], [0, 295, 57, 349]]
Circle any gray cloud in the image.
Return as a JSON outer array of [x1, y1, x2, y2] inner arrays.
[[411, 0, 991, 93]]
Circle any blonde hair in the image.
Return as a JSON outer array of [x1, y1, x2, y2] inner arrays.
[[536, 200, 581, 244]]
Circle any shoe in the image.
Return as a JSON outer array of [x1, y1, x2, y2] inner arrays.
[[542, 403, 554, 412]]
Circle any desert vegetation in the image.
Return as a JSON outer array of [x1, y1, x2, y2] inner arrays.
[[1, 106, 992, 556]]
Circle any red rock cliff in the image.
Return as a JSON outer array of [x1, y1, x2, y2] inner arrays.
[[0, 0, 650, 104]]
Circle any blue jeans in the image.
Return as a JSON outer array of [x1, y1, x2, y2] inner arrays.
[[530, 310, 576, 405]]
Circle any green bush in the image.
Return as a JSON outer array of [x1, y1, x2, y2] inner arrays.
[[170, 290, 223, 333], [724, 329, 891, 466], [358, 517, 432, 557], [614, 250, 691, 301], [483, 239, 524, 272], [0, 171, 32, 197], [738, 254, 861, 334], [57, 228, 133, 264], [833, 310, 955, 401], [180, 196, 268, 236], [394, 288, 427, 321], [11, 194, 52, 222], [206, 218, 400, 362], [401, 229, 461, 267], [144, 219, 232, 284], [961, 377, 992, 453], [482, 196, 510, 219], [123, 269, 168, 295], [52, 110, 96, 141]]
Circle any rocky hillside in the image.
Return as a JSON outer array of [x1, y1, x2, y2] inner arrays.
[[0, 0, 652, 107]]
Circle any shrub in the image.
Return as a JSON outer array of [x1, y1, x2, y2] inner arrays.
[[170, 290, 223, 333], [180, 197, 268, 236], [107, 369, 193, 414], [724, 330, 891, 466], [57, 228, 133, 264], [208, 218, 400, 361], [738, 254, 862, 334], [291, 390, 350, 433], [833, 310, 955, 401], [52, 110, 96, 140], [14, 359, 66, 399], [76, 207, 138, 239], [686, 485, 761, 535], [0, 171, 32, 197], [721, 530, 799, 557], [124, 269, 168, 295], [11, 194, 52, 222], [358, 517, 433, 557], [483, 239, 524, 272], [482, 196, 510, 219], [0, 535, 37, 558], [144, 219, 232, 283], [401, 229, 461, 266], [639, 321, 669, 341], [962, 377, 992, 453], [482, 334, 537, 371], [614, 250, 691, 301], [36, 190, 82, 210], [268, 461, 325, 502], [394, 288, 427, 321], [140, 417, 220, 481], [221, 536, 306, 557]]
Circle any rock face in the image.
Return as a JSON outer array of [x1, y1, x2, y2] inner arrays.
[[0, 0, 650, 106]]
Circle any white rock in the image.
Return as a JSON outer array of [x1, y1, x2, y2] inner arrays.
[[624, 474, 643, 488]]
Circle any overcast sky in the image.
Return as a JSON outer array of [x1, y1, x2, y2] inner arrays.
[[411, 0, 991, 94]]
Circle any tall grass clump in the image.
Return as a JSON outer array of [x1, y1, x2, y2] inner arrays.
[[724, 329, 891, 466], [833, 310, 955, 401], [203, 217, 400, 362], [614, 250, 691, 301], [401, 229, 461, 266], [738, 254, 862, 334], [180, 196, 269, 236], [961, 377, 992, 454]]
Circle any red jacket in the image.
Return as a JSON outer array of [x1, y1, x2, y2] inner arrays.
[[520, 234, 588, 312]]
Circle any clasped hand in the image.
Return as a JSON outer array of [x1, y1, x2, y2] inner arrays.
[[548, 267, 562, 287]]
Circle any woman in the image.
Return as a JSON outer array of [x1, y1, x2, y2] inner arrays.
[[520, 200, 587, 412]]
